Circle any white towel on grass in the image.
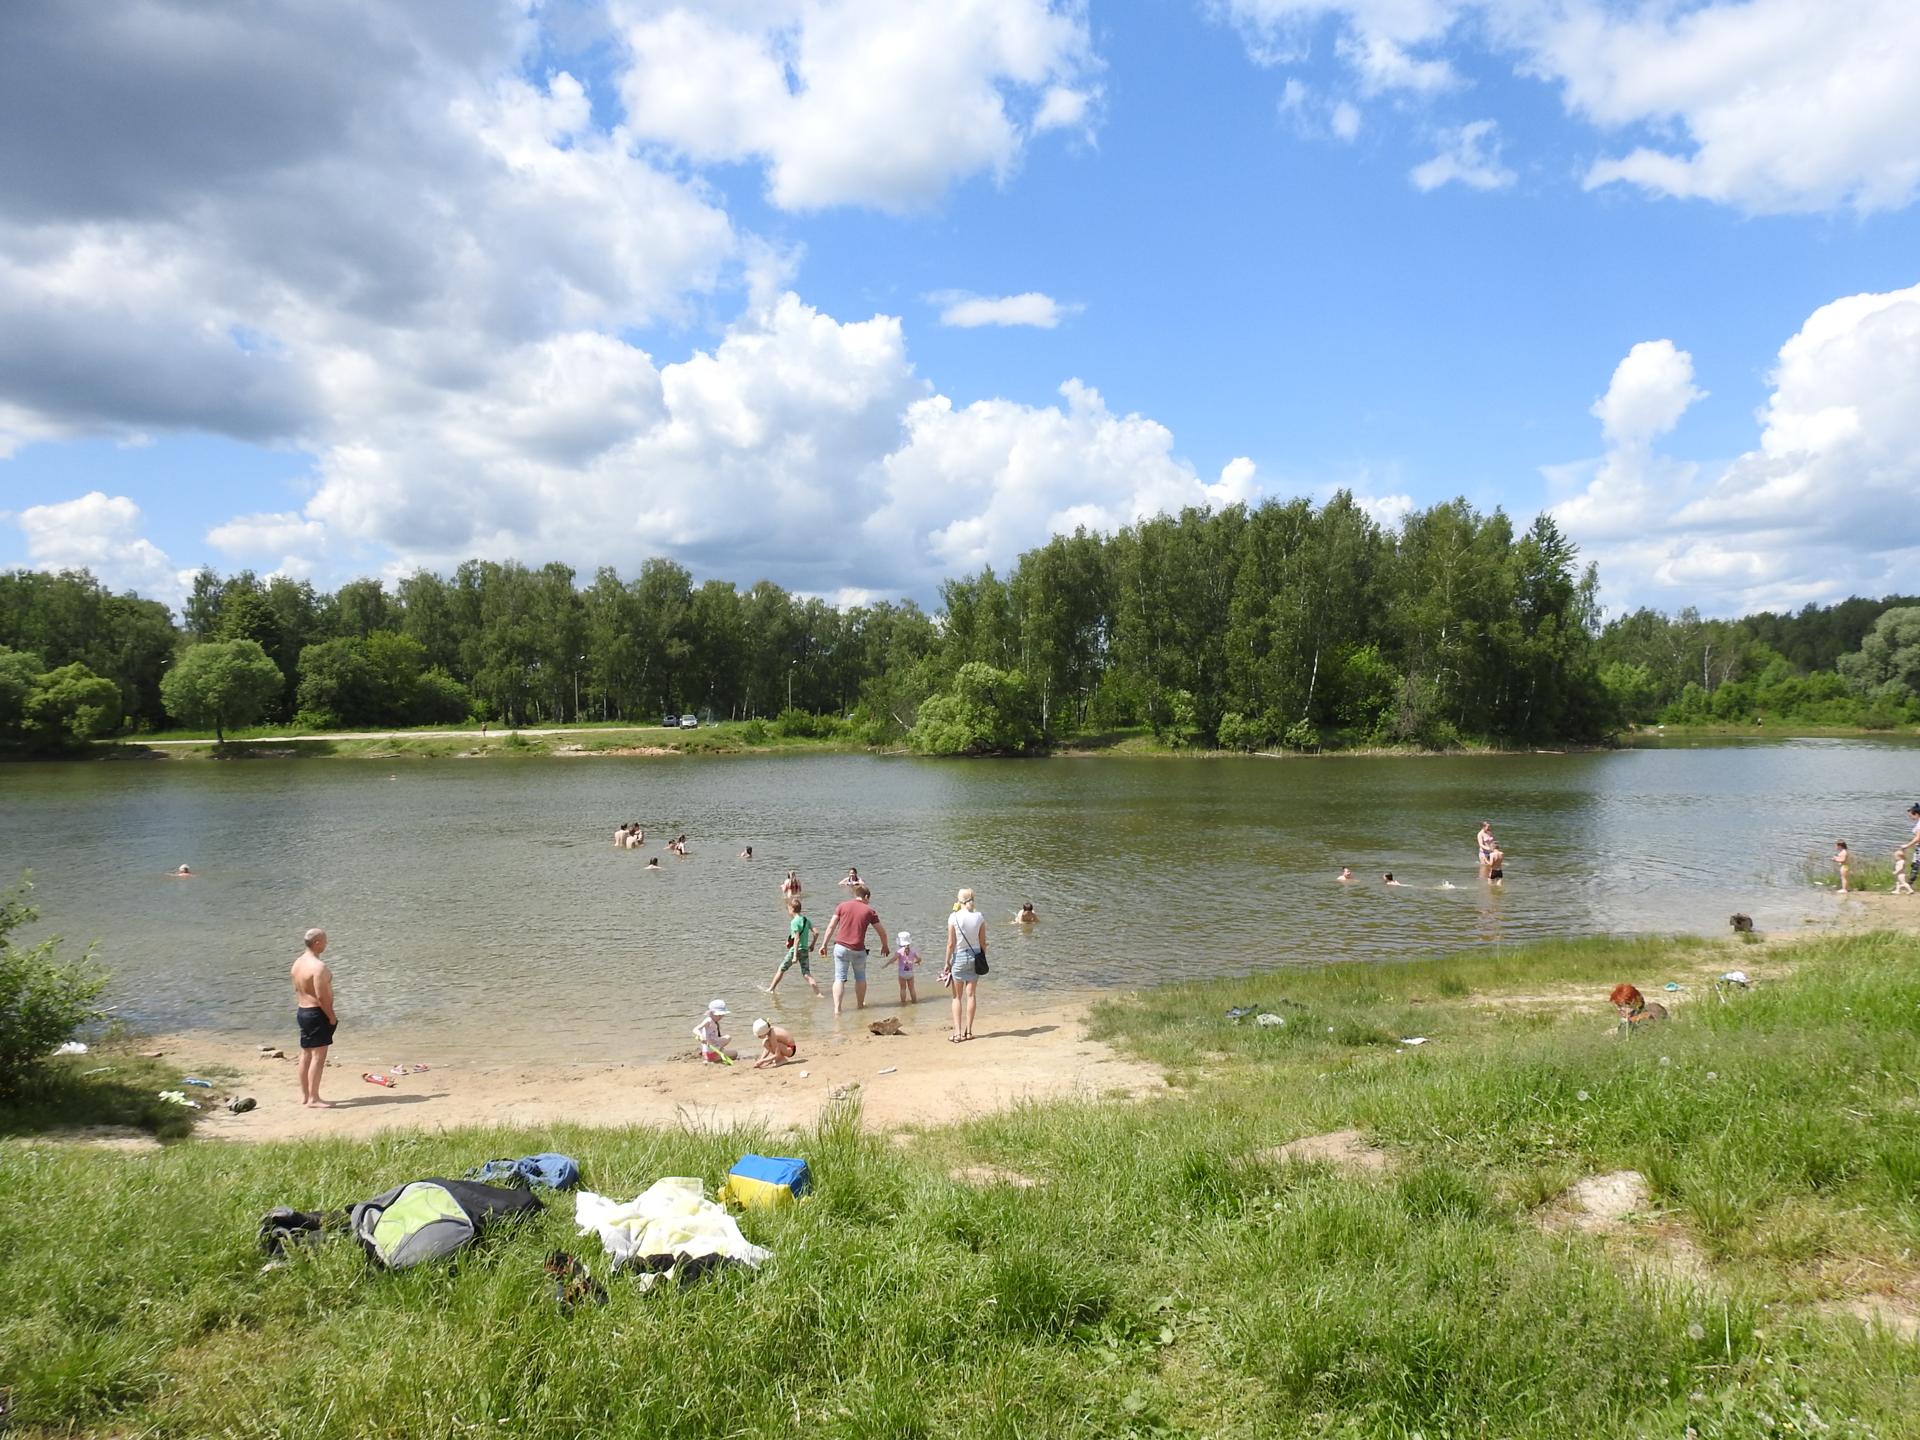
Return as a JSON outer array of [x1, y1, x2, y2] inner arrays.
[[575, 1177, 771, 1269]]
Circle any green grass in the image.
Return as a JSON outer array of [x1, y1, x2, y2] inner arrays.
[[4, 934, 1917, 1437], [0, 1052, 207, 1143]]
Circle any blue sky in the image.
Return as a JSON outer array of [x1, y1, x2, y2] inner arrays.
[[4, 0, 1919, 616]]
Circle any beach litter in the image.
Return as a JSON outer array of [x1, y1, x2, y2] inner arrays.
[[227, 1096, 257, 1114], [53, 1041, 88, 1056], [877, 1066, 899, 1075], [1225, 1007, 1254, 1022], [157, 1090, 200, 1109], [362, 1072, 396, 1087], [81, 1066, 115, 1076], [182, 1077, 213, 1087], [1400, 1037, 1429, 1046], [139, 1050, 164, 1059], [1255, 1013, 1285, 1027]]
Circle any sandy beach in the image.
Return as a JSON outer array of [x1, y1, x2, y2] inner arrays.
[[148, 997, 1164, 1143]]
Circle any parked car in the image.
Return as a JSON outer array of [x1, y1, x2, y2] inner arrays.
[[678, 714, 699, 729], [661, 713, 677, 728]]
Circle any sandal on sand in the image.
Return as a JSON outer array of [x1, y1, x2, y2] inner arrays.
[[362, 1072, 395, 1087]]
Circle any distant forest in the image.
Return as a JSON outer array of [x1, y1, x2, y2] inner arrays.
[[3, 493, 1919, 753]]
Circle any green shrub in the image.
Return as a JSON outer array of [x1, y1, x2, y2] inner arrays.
[[409, 667, 473, 725], [1215, 711, 1267, 752], [0, 878, 108, 1100], [773, 708, 823, 739], [908, 663, 1043, 755], [739, 718, 769, 744]]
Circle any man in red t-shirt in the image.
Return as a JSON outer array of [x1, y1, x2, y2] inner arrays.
[[818, 882, 890, 1014]]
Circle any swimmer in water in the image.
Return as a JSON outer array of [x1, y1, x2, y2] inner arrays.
[[1383, 873, 1403, 887], [645, 857, 662, 871], [1012, 903, 1038, 924], [1477, 820, 1496, 877], [170, 864, 194, 877], [740, 846, 754, 860], [1486, 846, 1505, 884], [840, 867, 861, 888], [1437, 881, 1457, 890], [1337, 867, 1355, 883], [781, 870, 802, 900]]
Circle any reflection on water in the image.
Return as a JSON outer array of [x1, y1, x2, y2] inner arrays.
[[1, 738, 1912, 1062]]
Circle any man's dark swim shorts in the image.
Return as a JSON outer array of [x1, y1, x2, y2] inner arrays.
[[296, 1006, 336, 1049]]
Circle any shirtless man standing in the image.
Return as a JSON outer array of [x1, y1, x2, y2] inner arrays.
[[291, 928, 337, 1109]]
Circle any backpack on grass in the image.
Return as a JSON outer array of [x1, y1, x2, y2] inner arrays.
[[351, 1178, 541, 1270]]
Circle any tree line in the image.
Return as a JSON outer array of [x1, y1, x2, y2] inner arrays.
[[3, 494, 1917, 752]]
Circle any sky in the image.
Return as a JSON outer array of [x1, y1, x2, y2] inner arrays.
[[2, 0, 1919, 619]]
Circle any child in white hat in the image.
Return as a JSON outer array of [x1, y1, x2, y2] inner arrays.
[[693, 999, 736, 1063], [894, 930, 921, 1006]]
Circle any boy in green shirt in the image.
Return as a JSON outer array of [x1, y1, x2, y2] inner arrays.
[[765, 899, 822, 996]]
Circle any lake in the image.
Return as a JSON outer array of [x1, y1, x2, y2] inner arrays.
[[1, 740, 1912, 1063]]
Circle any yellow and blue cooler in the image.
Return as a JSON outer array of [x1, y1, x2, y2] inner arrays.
[[720, 1154, 811, 1209]]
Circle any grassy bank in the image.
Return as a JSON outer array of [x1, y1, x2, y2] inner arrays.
[[1624, 722, 1920, 743], [4, 932, 1916, 1437]]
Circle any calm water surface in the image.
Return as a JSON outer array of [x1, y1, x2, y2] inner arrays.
[[2, 741, 1914, 1062]]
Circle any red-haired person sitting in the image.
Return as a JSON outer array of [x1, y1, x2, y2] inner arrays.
[[1609, 983, 1668, 1028]]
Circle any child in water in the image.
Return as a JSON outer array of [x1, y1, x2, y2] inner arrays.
[[894, 930, 921, 1005], [1337, 867, 1355, 883], [766, 899, 822, 997], [1833, 841, 1851, 894]]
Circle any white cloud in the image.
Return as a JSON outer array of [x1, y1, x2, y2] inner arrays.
[[873, 379, 1263, 574], [1410, 119, 1515, 191], [1277, 79, 1363, 141], [612, 0, 1100, 212], [1546, 0, 1920, 214], [935, 292, 1079, 329], [1214, 0, 1460, 91], [1033, 84, 1098, 135], [206, 511, 329, 570], [1214, 0, 1920, 215], [0, 4, 735, 461], [1354, 492, 1415, 528], [244, 292, 1256, 597], [1589, 340, 1706, 450], [13, 491, 192, 604], [1554, 282, 1920, 614]]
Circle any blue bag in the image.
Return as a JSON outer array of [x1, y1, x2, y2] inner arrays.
[[464, 1152, 581, 1191]]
